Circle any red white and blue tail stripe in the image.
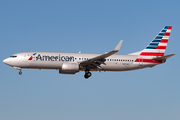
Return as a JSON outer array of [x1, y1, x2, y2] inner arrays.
[[135, 26, 172, 63]]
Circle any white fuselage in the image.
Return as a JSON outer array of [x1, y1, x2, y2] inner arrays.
[[3, 52, 159, 72]]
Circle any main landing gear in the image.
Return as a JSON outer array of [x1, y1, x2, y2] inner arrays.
[[84, 70, 92, 79]]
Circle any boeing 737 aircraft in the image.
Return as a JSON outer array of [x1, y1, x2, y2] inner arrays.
[[3, 26, 175, 78]]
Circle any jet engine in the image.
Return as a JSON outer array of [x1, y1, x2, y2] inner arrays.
[[59, 63, 79, 74]]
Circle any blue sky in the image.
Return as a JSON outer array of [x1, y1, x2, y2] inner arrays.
[[0, 0, 179, 120]]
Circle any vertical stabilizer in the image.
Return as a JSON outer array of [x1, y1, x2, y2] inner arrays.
[[140, 26, 172, 57], [134, 26, 172, 64]]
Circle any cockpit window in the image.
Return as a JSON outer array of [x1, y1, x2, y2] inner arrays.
[[10, 55, 17, 58]]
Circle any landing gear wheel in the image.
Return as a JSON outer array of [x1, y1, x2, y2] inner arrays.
[[84, 71, 92, 79], [87, 72, 91, 77], [19, 71, 22, 75], [84, 74, 88, 79]]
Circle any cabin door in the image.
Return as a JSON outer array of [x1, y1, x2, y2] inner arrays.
[[139, 57, 143, 67]]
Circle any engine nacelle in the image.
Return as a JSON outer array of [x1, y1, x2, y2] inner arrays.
[[59, 63, 79, 74]]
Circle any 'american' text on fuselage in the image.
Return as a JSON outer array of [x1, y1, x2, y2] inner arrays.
[[36, 54, 74, 62]]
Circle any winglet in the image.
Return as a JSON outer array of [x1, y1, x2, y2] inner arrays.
[[114, 40, 123, 52]]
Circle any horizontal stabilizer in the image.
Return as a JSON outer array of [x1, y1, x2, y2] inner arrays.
[[153, 54, 176, 60]]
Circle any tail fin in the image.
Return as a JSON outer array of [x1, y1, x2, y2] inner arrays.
[[139, 26, 172, 57]]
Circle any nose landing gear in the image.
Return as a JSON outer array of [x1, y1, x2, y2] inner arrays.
[[19, 70, 22, 75], [13, 67, 22, 75], [84, 70, 92, 79]]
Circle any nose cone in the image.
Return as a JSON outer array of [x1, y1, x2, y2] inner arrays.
[[3, 58, 11, 65]]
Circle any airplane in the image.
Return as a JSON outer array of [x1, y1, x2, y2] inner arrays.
[[3, 26, 175, 79]]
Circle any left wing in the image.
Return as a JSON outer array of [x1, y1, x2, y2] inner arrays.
[[80, 40, 123, 69]]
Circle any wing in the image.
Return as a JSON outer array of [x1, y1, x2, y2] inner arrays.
[[79, 40, 123, 70]]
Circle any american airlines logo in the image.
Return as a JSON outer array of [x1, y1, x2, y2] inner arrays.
[[35, 54, 75, 62], [28, 53, 37, 60]]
